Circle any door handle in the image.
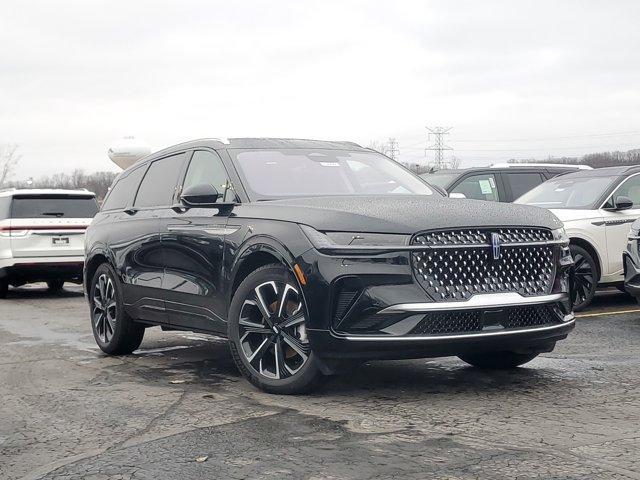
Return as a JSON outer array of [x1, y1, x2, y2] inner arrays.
[[123, 207, 138, 215]]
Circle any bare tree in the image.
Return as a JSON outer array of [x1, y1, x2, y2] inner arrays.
[[0, 144, 21, 186]]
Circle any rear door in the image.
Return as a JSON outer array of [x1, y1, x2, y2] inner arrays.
[[8, 194, 98, 258]]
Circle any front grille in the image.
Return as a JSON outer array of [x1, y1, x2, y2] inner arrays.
[[409, 305, 560, 335], [412, 228, 556, 302]]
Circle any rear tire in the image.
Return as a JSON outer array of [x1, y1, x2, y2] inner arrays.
[[89, 263, 145, 355], [228, 264, 325, 394], [459, 351, 539, 369], [570, 244, 597, 311], [47, 279, 64, 292], [0, 279, 8, 299]]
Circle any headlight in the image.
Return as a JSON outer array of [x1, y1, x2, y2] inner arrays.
[[300, 225, 410, 253], [552, 227, 569, 245]]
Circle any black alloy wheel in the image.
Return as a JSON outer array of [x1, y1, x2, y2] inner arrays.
[[569, 244, 597, 311], [89, 263, 145, 354], [228, 264, 324, 394]]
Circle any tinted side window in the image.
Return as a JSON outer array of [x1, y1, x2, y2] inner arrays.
[[451, 173, 500, 201], [101, 166, 146, 211], [135, 154, 186, 208], [183, 150, 235, 202], [505, 173, 544, 200]]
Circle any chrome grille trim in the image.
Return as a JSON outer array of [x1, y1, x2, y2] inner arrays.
[[377, 292, 567, 314]]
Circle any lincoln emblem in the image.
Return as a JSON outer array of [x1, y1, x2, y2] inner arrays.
[[491, 232, 501, 260]]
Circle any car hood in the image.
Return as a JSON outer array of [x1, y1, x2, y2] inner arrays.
[[234, 196, 563, 234]]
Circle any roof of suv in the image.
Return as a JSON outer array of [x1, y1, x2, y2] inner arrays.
[[551, 165, 640, 179], [145, 138, 367, 161], [0, 188, 96, 198]]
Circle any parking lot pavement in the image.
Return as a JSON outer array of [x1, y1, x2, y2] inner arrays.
[[0, 286, 639, 480]]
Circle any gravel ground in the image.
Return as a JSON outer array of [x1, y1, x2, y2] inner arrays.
[[1, 285, 639, 480]]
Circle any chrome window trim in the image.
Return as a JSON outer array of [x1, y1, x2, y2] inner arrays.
[[377, 292, 568, 314]]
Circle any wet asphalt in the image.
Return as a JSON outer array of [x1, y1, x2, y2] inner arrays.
[[1, 285, 639, 479]]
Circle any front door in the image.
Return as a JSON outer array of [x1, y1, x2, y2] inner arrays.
[[602, 174, 640, 278], [160, 149, 237, 333]]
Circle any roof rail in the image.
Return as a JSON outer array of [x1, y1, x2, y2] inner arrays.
[[490, 163, 592, 170]]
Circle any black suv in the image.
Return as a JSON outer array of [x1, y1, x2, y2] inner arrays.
[[422, 164, 591, 202], [85, 138, 575, 393]]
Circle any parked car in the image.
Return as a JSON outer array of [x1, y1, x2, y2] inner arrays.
[[422, 164, 591, 202], [0, 189, 99, 297], [516, 166, 640, 310], [623, 218, 640, 302], [85, 138, 575, 394]]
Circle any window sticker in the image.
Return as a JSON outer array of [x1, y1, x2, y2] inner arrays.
[[479, 179, 493, 195]]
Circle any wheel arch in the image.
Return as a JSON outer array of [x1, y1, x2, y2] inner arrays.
[[569, 236, 602, 282], [227, 236, 302, 307], [84, 248, 114, 288]]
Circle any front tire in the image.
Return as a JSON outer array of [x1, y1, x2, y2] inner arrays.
[[459, 351, 539, 369], [228, 264, 325, 394], [89, 263, 145, 355], [570, 244, 597, 311]]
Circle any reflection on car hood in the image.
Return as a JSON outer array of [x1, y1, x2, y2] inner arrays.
[[234, 195, 563, 234]]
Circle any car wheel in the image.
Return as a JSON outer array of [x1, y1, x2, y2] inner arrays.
[[46, 279, 64, 292], [0, 279, 8, 299], [228, 264, 325, 394], [570, 244, 597, 311], [459, 351, 539, 369], [89, 263, 145, 355]]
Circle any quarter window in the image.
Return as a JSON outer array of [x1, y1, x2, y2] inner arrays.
[[450, 174, 500, 201], [183, 150, 234, 202], [101, 166, 146, 211], [134, 154, 186, 208]]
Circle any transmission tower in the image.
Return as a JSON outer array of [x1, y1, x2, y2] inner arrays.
[[425, 127, 453, 169], [387, 137, 399, 161]]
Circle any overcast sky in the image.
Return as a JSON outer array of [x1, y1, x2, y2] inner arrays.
[[1, 0, 639, 178]]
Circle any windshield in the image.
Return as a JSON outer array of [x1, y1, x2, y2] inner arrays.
[[420, 173, 459, 189], [11, 195, 99, 218], [515, 176, 616, 209], [232, 149, 435, 199]]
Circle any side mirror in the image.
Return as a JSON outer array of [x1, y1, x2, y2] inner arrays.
[[180, 183, 221, 207], [614, 195, 633, 211], [449, 192, 467, 199]]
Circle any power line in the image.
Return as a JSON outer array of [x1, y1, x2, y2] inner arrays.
[[387, 137, 399, 161]]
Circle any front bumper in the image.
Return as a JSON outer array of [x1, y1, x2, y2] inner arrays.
[[623, 237, 640, 297], [297, 243, 574, 360]]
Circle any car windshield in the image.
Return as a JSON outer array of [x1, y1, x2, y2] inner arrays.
[[232, 149, 435, 199], [420, 173, 459, 189], [515, 176, 616, 209]]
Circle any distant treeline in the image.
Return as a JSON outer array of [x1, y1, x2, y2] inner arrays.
[[7, 170, 118, 200], [509, 148, 640, 168]]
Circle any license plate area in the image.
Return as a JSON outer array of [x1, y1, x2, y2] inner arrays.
[[51, 236, 70, 246]]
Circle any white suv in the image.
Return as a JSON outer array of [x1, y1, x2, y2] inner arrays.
[[516, 166, 640, 310], [0, 189, 98, 298]]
